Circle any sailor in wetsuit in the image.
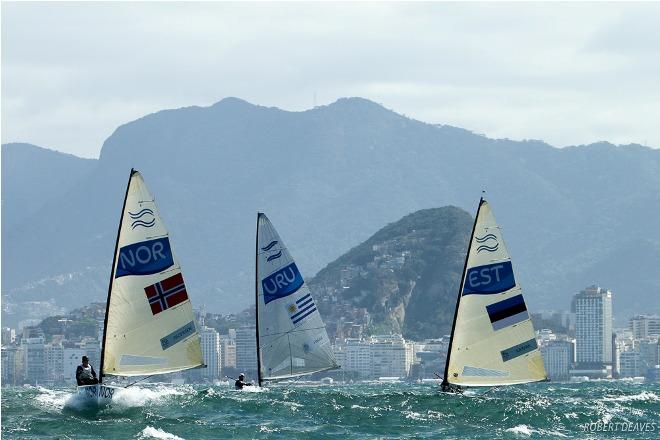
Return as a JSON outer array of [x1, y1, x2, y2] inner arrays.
[[76, 355, 99, 386], [234, 373, 252, 390]]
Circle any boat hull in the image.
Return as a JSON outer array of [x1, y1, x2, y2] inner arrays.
[[76, 384, 121, 405]]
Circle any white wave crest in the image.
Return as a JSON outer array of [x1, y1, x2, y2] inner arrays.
[[138, 426, 184, 440], [603, 391, 659, 402], [506, 425, 535, 437], [505, 425, 567, 438], [402, 410, 425, 421], [110, 384, 189, 408], [34, 386, 72, 411], [232, 385, 265, 393], [259, 425, 279, 433]]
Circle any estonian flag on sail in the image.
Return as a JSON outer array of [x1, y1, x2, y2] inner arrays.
[[287, 293, 317, 325], [144, 273, 189, 315]]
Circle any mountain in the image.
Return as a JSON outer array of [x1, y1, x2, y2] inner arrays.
[[1, 143, 97, 230], [2, 97, 659, 323], [309, 206, 472, 341]]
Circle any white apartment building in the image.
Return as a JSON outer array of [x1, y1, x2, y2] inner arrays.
[[235, 327, 257, 374], [630, 315, 660, 339], [619, 350, 645, 378], [540, 340, 573, 381], [220, 335, 236, 369], [572, 285, 612, 375], [1, 346, 19, 386], [44, 342, 64, 382], [21, 337, 46, 383], [200, 326, 221, 380], [333, 335, 413, 380], [340, 339, 372, 378], [369, 335, 409, 379]]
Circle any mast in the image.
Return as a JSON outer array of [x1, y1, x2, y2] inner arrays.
[[99, 168, 135, 384], [255, 212, 263, 387], [442, 196, 485, 390]]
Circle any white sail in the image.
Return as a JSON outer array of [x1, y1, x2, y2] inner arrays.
[[101, 170, 204, 377], [445, 199, 547, 387], [256, 213, 337, 382]]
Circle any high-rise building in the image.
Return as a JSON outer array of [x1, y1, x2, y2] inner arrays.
[[630, 315, 660, 339], [21, 337, 46, 383], [235, 327, 257, 375], [1, 346, 19, 386], [540, 340, 574, 381], [44, 342, 65, 382], [572, 285, 613, 378], [20, 337, 46, 384], [200, 326, 221, 381], [220, 334, 236, 369]]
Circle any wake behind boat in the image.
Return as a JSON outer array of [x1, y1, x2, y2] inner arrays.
[[441, 197, 547, 392], [78, 169, 205, 405]]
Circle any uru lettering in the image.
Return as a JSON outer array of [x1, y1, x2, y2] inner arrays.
[[262, 262, 304, 304]]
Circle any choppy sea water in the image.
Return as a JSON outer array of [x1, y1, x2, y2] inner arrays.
[[1, 381, 659, 439]]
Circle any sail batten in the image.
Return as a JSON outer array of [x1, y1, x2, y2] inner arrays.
[[256, 213, 337, 382], [445, 198, 547, 387], [101, 170, 204, 377]]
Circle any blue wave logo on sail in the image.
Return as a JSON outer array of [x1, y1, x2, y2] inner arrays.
[[115, 237, 174, 278], [475, 233, 498, 253], [266, 250, 282, 262], [262, 262, 304, 304], [462, 261, 515, 295], [261, 241, 278, 251], [128, 208, 155, 229]]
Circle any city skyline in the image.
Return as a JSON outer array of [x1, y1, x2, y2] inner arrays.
[[3, 283, 659, 386]]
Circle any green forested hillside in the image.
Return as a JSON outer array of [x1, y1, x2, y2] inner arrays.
[[310, 206, 472, 340]]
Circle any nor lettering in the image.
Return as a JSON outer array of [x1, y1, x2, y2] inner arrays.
[[120, 241, 166, 269], [115, 237, 174, 278]]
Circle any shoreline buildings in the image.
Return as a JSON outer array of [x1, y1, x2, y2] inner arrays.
[[3, 289, 659, 385]]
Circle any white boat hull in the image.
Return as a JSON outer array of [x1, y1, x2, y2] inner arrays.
[[77, 384, 121, 405]]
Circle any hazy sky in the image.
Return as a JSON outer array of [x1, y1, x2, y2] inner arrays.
[[2, 2, 660, 158]]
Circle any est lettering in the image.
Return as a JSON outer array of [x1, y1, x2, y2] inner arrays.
[[467, 264, 504, 288]]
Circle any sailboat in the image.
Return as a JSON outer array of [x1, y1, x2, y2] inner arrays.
[[254, 213, 338, 387], [78, 169, 204, 404], [441, 197, 547, 392]]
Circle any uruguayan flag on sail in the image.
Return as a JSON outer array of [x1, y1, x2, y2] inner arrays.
[[287, 293, 317, 325]]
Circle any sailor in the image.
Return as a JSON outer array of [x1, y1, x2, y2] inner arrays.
[[76, 355, 99, 386], [234, 373, 252, 390]]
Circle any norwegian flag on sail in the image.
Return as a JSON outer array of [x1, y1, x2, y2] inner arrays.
[[144, 273, 189, 315]]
